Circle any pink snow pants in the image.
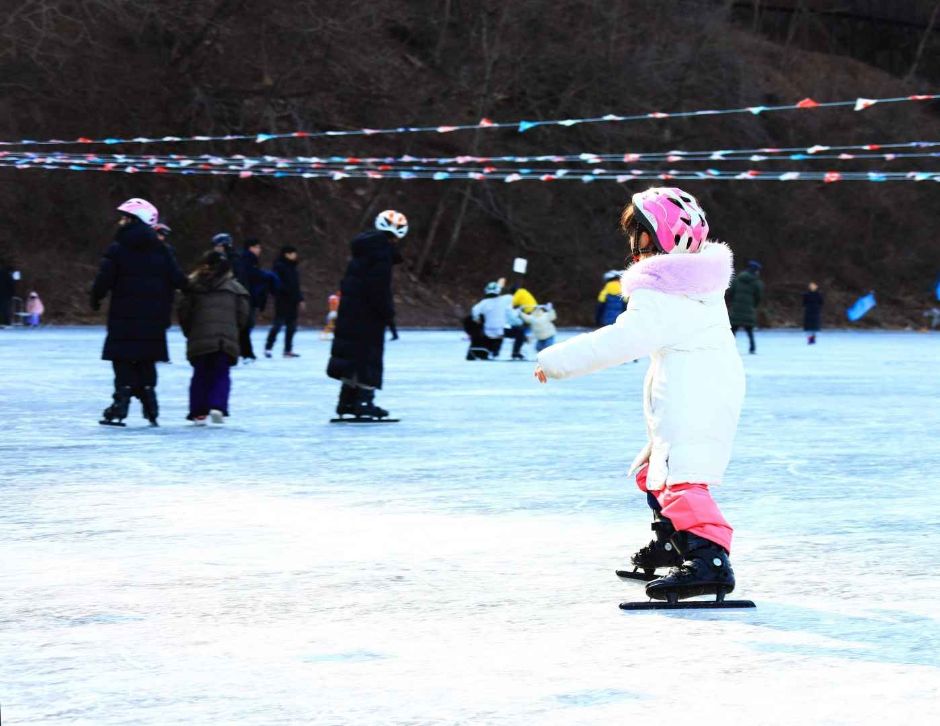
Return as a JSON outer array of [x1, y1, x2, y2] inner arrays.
[[635, 465, 733, 553]]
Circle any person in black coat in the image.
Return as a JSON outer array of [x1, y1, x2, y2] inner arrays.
[[0, 261, 17, 327], [327, 210, 408, 419], [265, 245, 305, 357], [802, 281, 824, 345], [92, 198, 187, 426], [233, 238, 280, 361]]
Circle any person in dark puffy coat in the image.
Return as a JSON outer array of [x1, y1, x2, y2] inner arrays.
[[802, 281, 824, 345], [727, 260, 764, 354], [92, 198, 187, 426], [327, 210, 408, 419], [265, 245, 305, 358], [177, 251, 250, 424]]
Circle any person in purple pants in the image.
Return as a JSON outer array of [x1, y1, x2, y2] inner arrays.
[[177, 251, 250, 425]]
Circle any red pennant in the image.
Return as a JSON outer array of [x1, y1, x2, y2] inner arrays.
[[796, 98, 819, 109]]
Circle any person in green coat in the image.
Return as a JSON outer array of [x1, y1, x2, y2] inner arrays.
[[727, 260, 764, 354]]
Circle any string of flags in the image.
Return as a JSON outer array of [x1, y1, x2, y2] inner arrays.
[[0, 93, 937, 148], [2, 139, 939, 169], [2, 157, 937, 183]]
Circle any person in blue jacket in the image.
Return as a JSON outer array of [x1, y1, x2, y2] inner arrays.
[[596, 269, 626, 327], [233, 238, 278, 362]]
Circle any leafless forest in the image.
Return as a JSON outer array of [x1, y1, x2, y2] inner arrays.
[[1, 0, 939, 326]]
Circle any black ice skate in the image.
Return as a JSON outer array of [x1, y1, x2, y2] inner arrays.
[[100, 386, 132, 427], [331, 388, 399, 423], [620, 533, 755, 610], [616, 513, 683, 582], [139, 386, 159, 427]]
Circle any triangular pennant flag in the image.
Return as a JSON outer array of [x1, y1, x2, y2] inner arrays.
[[846, 292, 876, 321]]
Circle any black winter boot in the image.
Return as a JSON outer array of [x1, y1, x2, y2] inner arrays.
[[645, 533, 735, 602], [139, 386, 159, 427], [101, 386, 133, 425], [629, 513, 685, 576]]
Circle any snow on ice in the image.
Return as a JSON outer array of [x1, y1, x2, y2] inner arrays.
[[1, 327, 939, 724]]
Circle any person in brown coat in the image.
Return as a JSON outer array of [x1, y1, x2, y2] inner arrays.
[[177, 251, 250, 425]]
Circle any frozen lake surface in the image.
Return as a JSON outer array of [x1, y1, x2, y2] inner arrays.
[[2, 326, 939, 725]]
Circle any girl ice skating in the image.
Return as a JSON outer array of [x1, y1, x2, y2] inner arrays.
[[534, 187, 745, 606], [177, 251, 250, 425]]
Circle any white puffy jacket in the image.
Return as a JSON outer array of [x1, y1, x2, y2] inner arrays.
[[520, 307, 557, 341], [536, 242, 744, 490]]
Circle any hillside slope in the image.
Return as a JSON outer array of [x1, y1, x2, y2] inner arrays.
[[1, 0, 938, 328]]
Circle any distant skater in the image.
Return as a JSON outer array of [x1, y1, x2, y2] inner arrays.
[[470, 281, 507, 359], [26, 291, 44, 327], [321, 291, 340, 339], [520, 303, 557, 352], [596, 270, 626, 327], [265, 245, 305, 358], [728, 260, 763, 354], [802, 282, 824, 344], [327, 210, 407, 420], [234, 238, 274, 363], [177, 251, 250, 425], [92, 198, 187, 427], [535, 187, 744, 605]]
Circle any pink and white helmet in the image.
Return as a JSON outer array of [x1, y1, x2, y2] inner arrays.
[[632, 187, 708, 255], [117, 198, 159, 226]]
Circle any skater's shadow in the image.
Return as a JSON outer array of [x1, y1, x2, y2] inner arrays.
[[662, 602, 940, 668]]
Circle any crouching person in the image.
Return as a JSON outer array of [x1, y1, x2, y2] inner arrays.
[[178, 251, 250, 425]]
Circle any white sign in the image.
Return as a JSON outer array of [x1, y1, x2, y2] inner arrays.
[[512, 257, 528, 275], [12, 270, 21, 281]]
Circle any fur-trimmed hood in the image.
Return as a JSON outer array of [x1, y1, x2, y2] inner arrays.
[[620, 242, 734, 299]]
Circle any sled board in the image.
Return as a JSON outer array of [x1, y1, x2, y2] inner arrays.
[[99, 420, 127, 427], [615, 569, 657, 582], [330, 418, 400, 424], [620, 599, 755, 611]]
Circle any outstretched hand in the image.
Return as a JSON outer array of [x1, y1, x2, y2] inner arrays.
[[534, 365, 547, 384]]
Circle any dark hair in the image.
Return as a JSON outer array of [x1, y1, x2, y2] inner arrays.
[[198, 250, 232, 276], [244, 238, 261, 250], [619, 203, 636, 235], [281, 245, 298, 255]]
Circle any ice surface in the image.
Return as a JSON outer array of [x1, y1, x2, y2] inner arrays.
[[1, 327, 939, 725]]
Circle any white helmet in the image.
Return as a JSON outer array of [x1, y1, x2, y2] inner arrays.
[[117, 198, 159, 226], [484, 281, 501, 295], [375, 209, 408, 239], [603, 269, 621, 282]]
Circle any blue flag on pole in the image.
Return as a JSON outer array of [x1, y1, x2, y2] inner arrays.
[[846, 292, 876, 321]]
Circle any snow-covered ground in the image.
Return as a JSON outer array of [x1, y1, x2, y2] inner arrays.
[[1, 326, 939, 725]]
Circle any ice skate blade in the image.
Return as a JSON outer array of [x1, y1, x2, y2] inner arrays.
[[99, 420, 126, 427], [615, 569, 657, 582], [620, 599, 755, 611], [329, 417, 400, 424]]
